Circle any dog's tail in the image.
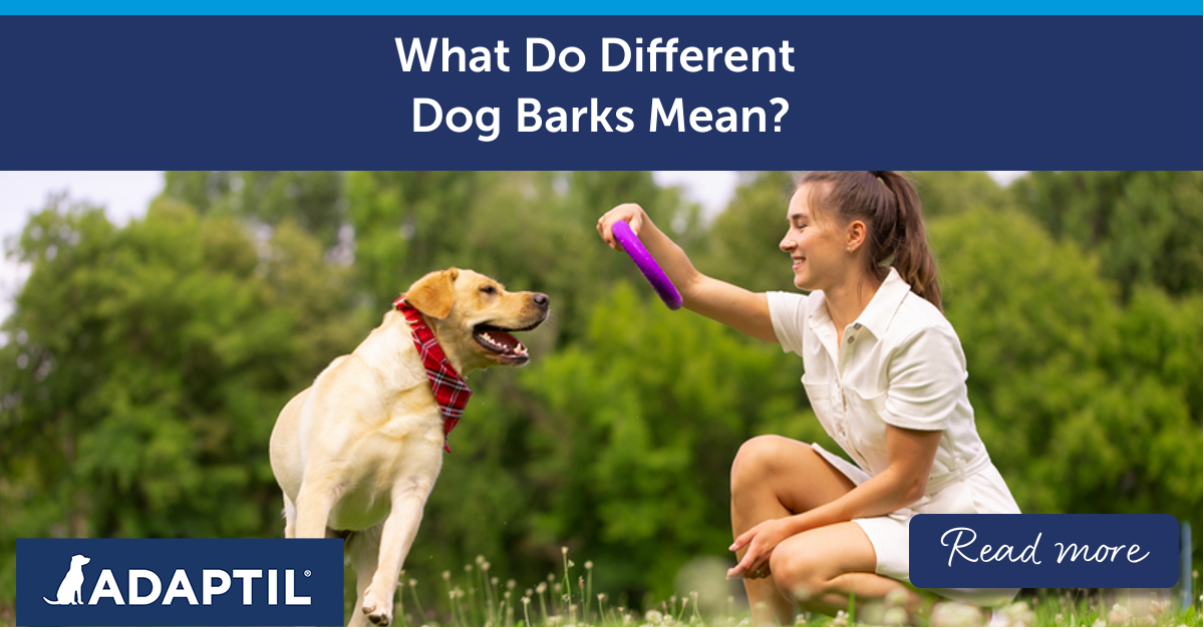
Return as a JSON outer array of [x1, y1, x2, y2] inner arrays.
[[43, 597, 63, 605]]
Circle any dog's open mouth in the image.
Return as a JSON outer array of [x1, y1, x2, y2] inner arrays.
[[473, 322, 539, 361]]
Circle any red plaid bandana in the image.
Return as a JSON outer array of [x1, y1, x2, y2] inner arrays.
[[395, 295, 472, 453]]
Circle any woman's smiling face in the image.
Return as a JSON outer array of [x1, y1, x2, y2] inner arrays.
[[779, 183, 855, 292]]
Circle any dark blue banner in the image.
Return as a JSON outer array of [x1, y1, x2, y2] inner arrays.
[[910, 514, 1181, 589], [0, 16, 1199, 169], [17, 539, 344, 626]]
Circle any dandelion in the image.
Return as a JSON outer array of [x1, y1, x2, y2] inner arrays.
[[827, 609, 849, 627], [645, 609, 664, 625], [598, 593, 607, 602], [1092, 619, 1107, 627], [562, 546, 569, 555], [507, 579, 516, 591], [442, 571, 450, 581], [464, 564, 472, 573], [585, 560, 594, 570], [476, 554, 486, 565], [410, 578, 418, 588], [491, 576, 499, 586], [537, 582, 547, 594]]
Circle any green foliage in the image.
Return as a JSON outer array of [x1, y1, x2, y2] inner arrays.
[[694, 171, 798, 293], [1, 171, 1200, 619], [930, 208, 1202, 534], [1010, 171, 1203, 298], [0, 196, 364, 599], [912, 171, 1009, 218], [165, 171, 346, 248]]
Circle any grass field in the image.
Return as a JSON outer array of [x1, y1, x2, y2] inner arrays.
[[347, 551, 1203, 627]]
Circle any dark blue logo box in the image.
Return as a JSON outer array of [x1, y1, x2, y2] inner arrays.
[[910, 514, 1180, 589], [18, 539, 344, 627]]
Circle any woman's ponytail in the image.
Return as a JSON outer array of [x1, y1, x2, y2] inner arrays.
[[798, 171, 943, 312], [876, 171, 942, 311]]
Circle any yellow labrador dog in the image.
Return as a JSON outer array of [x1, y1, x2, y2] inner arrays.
[[269, 268, 549, 626]]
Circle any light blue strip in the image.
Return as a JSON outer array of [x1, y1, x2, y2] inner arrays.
[[3, 0, 1201, 15]]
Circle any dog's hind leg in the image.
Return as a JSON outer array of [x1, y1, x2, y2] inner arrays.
[[294, 476, 341, 539], [345, 526, 383, 627], [282, 492, 297, 538]]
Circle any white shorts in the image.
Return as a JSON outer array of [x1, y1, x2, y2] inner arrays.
[[811, 443, 1021, 608]]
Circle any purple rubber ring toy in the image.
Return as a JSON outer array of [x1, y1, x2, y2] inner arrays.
[[611, 220, 683, 310]]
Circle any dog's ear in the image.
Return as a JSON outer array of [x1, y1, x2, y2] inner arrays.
[[406, 268, 459, 320]]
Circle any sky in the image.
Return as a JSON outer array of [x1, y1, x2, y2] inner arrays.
[[0, 171, 1026, 334]]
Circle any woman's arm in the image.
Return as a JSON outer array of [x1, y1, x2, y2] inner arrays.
[[727, 425, 942, 579], [598, 203, 777, 342]]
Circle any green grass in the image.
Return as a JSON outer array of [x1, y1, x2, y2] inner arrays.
[[348, 552, 1203, 627]]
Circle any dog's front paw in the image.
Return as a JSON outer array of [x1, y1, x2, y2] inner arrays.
[[361, 590, 393, 627]]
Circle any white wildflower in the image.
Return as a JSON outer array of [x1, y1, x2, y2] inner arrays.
[[883, 607, 909, 626], [885, 587, 910, 608], [932, 602, 983, 627], [1107, 604, 1130, 627], [827, 610, 849, 627]]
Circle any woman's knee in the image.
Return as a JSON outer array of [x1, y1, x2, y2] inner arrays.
[[768, 537, 825, 602], [730, 435, 810, 495]]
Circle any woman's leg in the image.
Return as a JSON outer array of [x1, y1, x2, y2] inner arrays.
[[729, 436, 858, 625], [768, 522, 923, 617]]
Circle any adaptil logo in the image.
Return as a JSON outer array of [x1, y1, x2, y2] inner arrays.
[[43, 554, 90, 605], [18, 539, 343, 626]]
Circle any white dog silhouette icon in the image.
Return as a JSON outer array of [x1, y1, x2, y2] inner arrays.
[[43, 554, 90, 605]]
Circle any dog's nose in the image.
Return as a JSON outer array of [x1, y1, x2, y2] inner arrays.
[[532, 293, 549, 309]]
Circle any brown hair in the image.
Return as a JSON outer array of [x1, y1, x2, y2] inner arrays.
[[798, 171, 942, 311]]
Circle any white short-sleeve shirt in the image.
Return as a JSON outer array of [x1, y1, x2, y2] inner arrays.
[[767, 267, 1021, 606]]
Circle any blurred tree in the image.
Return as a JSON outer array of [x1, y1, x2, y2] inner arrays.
[[1010, 171, 1203, 299], [930, 208, 1202, 531], [0, 196, 364, 599], [693, 171, 798, 293], [164, 171, 346, 249], [912, 171, 1009, 218]]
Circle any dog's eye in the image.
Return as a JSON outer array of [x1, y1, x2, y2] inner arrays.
[[479, 285, 497, 295]]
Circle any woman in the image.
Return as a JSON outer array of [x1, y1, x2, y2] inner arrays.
[[596, 171, 1021, 625]]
